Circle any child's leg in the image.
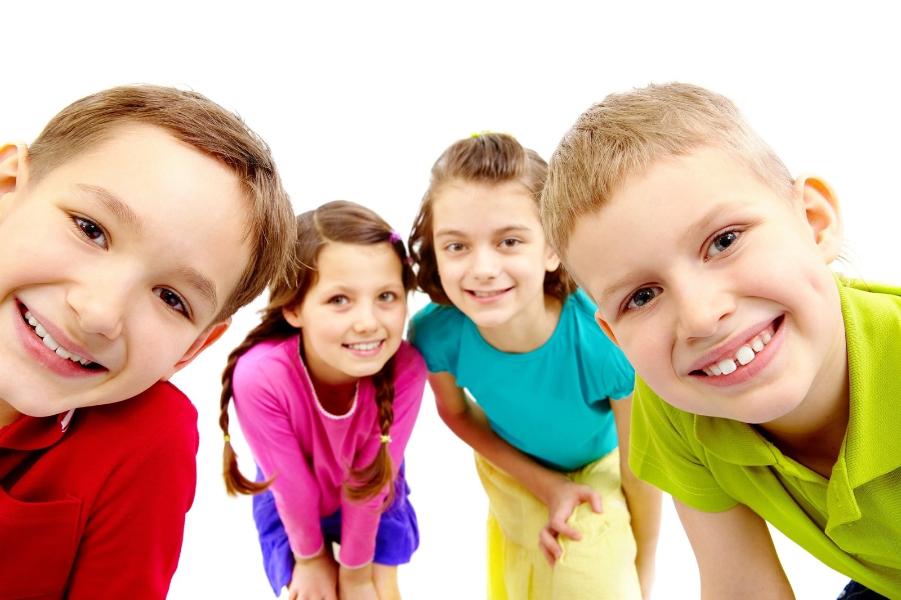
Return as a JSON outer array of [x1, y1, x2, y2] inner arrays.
[[476, 454, 549, 599], [372, 565, 401, 600], [475, 451, 641, 600], [486, 512, 511, 600]]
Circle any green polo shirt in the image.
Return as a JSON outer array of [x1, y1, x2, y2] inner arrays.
[[630, 279, 901, 597]]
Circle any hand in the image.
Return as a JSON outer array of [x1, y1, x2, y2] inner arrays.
[[338, 564, 378, 600], [538, 479, 603, 565], [288, 552, 338, 600]]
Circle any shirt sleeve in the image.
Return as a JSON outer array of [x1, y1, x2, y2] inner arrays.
[[629, 378, 737, 512], [408, 304, 456, 374], [64, 399, 198, 599], [337, 343, 426, 567], [233, 352, 325, 559]]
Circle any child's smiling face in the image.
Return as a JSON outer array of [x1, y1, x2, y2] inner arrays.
[[0, 124, 251, 421], [566, 147, 847, 427], [431, 180, 560, 332]]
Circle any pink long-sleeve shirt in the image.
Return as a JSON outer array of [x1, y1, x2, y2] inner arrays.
[[232, 336, 425, 567]]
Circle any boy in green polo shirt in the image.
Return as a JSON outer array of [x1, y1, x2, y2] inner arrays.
[[539, 82, 900, 598]]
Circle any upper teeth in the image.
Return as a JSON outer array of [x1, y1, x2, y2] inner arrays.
[[347, 341, 380, 351], [702, 328, 773, 377], [472, 290, 503, 297], [24, 311, 92, 366]]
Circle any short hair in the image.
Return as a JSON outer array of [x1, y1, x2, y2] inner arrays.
[[28, 85, 295, 323], [541, 82, 793, 257], [409, 132, 575, 304]]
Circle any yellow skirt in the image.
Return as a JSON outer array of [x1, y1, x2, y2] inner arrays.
[[476, 450, 641, 600]]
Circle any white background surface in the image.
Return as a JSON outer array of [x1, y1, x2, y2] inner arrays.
[[3, 2, 900, 598]]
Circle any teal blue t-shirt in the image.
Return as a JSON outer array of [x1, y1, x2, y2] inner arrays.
[[409, 290, 635, 471]]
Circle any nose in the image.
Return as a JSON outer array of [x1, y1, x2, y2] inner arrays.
[[673, 278, 735, 342], [67, 276, 129, 340], [470, 245, 500, 280], [352, 301, 379, 334]]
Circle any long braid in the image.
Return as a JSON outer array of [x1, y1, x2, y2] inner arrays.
[[344, 356, 397, 507], [220, 311, 295, 495]]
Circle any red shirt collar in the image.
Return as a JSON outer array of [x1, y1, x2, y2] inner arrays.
[[0, 409, 75, 451]]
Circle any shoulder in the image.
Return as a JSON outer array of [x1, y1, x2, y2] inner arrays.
[[62, 382, 198, 494], [394, 340, 427, 378], [408, 303, 465, 373], [232, 335, 301, 395], [409, 302, 465, 340]]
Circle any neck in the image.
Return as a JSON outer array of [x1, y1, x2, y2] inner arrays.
[[0, 399, 21, 428], [758, 322, 849, 478], [310, 376, 357, 416], [478, 293, 562, 353]]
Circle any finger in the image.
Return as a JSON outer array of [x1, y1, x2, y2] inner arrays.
[[585, 490, 603, 513], [551, 518, 583, 541], [538, 528, 561, 564]]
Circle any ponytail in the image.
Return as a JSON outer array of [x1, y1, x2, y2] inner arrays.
[[220, 311, 295, 496], [343, 356, 397, 507]]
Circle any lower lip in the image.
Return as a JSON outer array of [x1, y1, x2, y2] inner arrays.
[[466, 288, 512, 304], [690, 317, 785, 388], [344, 341, 384, 357], [13, 302, 100, 378]]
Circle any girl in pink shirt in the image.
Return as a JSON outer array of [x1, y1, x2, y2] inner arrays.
[[219, 201, 426, 600]]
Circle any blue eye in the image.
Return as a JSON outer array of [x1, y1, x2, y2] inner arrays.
[[154, 287, 190, 318], [706, 230, 740, 259], [625, 286, 662, 312], [73, 216, 108, 248]]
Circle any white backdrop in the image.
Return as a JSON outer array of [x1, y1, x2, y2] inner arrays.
[[4, 2, 900, 598]]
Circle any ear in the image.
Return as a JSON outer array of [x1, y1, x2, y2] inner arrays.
[[164, 319, 231, 378], [793, 175, 842, 262], [282, 304, 304, 329], [594, 309, 621, 347], [0, 143, 29, 207], [544, 244, 562, 274]]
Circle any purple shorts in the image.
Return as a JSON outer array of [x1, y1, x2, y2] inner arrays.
[[252, 464, 419, 596]]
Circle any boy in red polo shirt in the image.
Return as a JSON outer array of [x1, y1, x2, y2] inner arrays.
[[0, 86, 295, 599]]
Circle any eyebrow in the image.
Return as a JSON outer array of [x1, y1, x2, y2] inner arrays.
[[434, 225, 533, 238], [76, 184, 142, 230], [76, 183, 219, 310]]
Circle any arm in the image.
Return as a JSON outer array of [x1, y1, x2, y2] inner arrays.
[[610, 394, 661, 599], [429, 371, 601, 561], [675, 500, 794, 600], [232, 371, 325, 560]]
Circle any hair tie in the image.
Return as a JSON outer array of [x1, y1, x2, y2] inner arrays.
[[388, 231, 403, 244], [380, 434, 392, 445], [223, 434, 231, 443]]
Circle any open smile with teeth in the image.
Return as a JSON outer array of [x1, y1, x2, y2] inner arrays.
[[23, 309, 101, 369], [468, 288, 511, 298], [697, 319, 779, 377], [344, 340, 383, 352]]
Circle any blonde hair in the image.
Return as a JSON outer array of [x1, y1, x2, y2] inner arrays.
[[409, 132, 575, 304], [28, 84, 295, 323], [541, 82, 793, 257]]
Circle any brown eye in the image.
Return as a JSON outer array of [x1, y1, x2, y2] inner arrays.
[[73, 216, 108, 248]]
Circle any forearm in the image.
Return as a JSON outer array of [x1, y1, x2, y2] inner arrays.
[[439, 402, 564, 504], [621, 472, 662, 598]]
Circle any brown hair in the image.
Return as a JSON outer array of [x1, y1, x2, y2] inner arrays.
[[540, 82, 794, 258], [27, 84, 295, 323], [409, 132, 575, 304], [220, 201, 415, 505]]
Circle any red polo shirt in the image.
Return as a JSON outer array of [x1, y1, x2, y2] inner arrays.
[[0, 381, 198, 599]]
